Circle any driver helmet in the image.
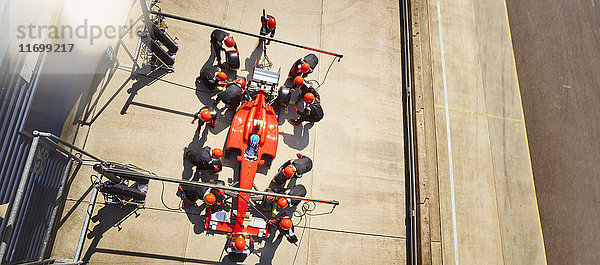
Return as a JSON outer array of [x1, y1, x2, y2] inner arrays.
[[250, 134, 260, 146]]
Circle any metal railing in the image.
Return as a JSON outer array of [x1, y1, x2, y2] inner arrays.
[[0, 37, 57, 263], [0, 131, 87, 264]]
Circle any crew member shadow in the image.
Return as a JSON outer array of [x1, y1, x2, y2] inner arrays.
[[243, 40, 265, 80], [179, 176, 213, 235], [275, 103, 296, 126], [182, 127, 210, 182], [195, 44, 216, 99], [194, 81, 217, 107], [81, 205, 139, 262], [179, 127, 210, 230], [203, 41, 218, 70], [280, 123, 311, 151], [252, 230, 285, 265], [253, 201, 303, 264], [207, 106, 236, 135]]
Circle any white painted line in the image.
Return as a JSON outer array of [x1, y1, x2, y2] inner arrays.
[[435, 0, 460, 264], [592, 0, 596, 8]]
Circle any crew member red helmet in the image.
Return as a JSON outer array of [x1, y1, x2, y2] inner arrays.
[[224, 36, 235, 47], [294, 76, 304, 87], [212, 148, 223, 159], [280, 218, 292, 230], [200, 109, 213, 122], [283, 165, 296, 178], [234, 237, 246, 251], [277, 198, 288, 208], [303, 93, 315, 103], [216, 71, 227, 81], [267, 17, 277, 29], [204, 193, 216, 205], [300, 63, 311, 73], [235, 78, 246, 88]]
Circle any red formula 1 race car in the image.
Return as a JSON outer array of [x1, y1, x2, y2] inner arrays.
[[204, 65, 282, 262], [92, 64, 338, 263], [203, 64, 339, 262], [81, 6, 347, 264]]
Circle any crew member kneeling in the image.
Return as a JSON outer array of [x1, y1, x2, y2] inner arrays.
[[192, 105, 217, 129], [269, 215, 298, 245], [180, 147, 223, 208], [290, 93, 324, 126], [214, 78, 246, 111], [259, 13, 277, 44], [210, 29, 238, 67], [197, 66, 227, 91], [289, 53, 319, 78]]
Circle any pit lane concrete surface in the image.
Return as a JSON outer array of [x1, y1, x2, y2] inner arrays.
[[51, 0, 407, 264]]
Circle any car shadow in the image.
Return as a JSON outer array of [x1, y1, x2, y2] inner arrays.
[[195, 80, 218, 106]]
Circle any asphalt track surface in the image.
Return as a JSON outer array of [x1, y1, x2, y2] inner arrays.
[[506, 1, 600, 264]]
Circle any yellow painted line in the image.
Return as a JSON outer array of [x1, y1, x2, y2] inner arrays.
[[434, 104, 523, 123], [502, 0, 548, 263]]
